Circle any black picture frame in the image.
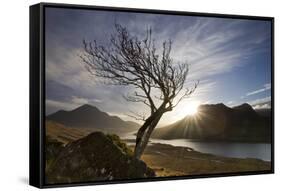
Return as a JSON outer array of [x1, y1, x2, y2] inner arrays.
[[30, 2, 274, 188]]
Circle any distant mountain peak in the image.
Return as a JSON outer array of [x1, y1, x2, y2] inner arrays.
[[198, 103, 230, 113], [79, 103, 93, 108], [233, 103, 255, 112], [199, 103, 228, 108], [46, 104, 140, 134], [54, 109, 67, 114], [216, 103, 227, 107], [152, 102, 270, 142], [73, 104, 99, 112]]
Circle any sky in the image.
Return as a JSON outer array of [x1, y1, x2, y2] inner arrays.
[[45, 7, 272, 126]]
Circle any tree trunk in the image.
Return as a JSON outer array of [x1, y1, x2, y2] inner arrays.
[[134, 111, 164, 159]]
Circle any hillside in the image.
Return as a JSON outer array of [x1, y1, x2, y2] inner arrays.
[[152, 103, 271, 142], [46, 120, 96, 144], [47, 104, 139, 135], [256, 108, 271, 117]]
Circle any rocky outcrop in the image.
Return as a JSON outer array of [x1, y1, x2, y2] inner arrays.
[[46, 132, 155, 184]]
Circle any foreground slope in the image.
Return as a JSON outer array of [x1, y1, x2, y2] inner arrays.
[[46, 120, 95, 144]]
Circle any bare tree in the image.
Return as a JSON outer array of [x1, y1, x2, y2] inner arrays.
[[80, 24, 198, 159]]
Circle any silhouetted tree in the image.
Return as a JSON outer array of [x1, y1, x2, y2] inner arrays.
[[80, 24, 198, 159]]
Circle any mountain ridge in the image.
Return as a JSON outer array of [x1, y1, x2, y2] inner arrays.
[[152, 103, 271, 142], [47, 104, 139, 135]]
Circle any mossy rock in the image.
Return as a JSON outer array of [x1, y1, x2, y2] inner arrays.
[[45, 136, 64, 172], [46, 132, 155, 184], [106, 133, 133, 156]]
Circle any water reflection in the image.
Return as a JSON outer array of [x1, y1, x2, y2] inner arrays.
[[122, 133, 271, 161]]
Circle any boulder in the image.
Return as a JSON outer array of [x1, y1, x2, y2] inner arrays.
[[46, 132, 155, 184]]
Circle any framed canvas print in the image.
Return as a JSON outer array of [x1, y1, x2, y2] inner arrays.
[[30, 3, 274, 188]]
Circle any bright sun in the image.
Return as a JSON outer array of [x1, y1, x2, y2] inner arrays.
[[181, 101, 200, 116], [165, 100, 201, 124]]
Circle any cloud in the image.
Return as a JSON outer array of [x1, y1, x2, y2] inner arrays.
[[187, 79, 217, 98], [71, 96, 102, 105], [46, 99, 78, 114], [247, 96, 271, 109], [165, 18, 270, 81], [226, 101, 234, 106], [246, 83, 271, 96], [253, 103, 271, 110], [45, 9, 271, 123]]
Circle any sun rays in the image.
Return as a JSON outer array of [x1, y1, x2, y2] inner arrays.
[[178, 100, 201, 116]]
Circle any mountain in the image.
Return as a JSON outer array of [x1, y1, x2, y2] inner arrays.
[[256, 108, 272, 117], [152, 103, 271, 142], [47, 104, 139, 135]]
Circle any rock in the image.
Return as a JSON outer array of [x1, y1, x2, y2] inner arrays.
[[45, 136, 64, 171], [46, 132, 155, 184]]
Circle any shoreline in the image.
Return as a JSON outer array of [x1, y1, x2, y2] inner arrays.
[[123, 137, 271, 144], [131, 143, 271, 177], [124, 138, 271, 161]]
